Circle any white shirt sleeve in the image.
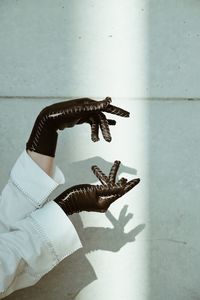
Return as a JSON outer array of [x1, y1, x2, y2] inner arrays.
[[0, 150, 82, 298], [0, 149, 65, 231]]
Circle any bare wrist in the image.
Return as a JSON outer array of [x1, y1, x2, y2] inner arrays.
[[27, 150, 54, 177]]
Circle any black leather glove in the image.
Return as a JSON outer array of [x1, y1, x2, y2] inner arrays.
[[26, 97, 129, 157], [54, 161, 140, 215]]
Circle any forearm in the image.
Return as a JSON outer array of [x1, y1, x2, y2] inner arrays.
[[27, 150, 54, 177]]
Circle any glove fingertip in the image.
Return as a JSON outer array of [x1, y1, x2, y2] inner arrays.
[[104, 134, 112, 142], [108, 119, 116, 126], [129, 178, 140, 186], [129, 178, 140, 188], [91, 165, 97, 171], [105, 96, 112, 103], [135, 178, 140, 184], [92, 136, 100, 142]]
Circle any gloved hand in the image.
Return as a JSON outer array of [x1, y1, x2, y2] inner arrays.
[[26, 97, 129, 157], [54, 161, 140, 215]]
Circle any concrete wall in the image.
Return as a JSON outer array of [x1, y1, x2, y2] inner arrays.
[[0, 1, 200, 300], [0, 0, 146, 98]]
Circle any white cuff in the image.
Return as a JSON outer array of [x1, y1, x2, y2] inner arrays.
[[30, 201, 82, 263], [10, 150, 65, 207]]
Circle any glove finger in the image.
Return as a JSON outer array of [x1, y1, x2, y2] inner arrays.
[[123, 178, 140, 194], [96, 178, 140, 210], [107, 119, 116, 125], [96, 184, 124, 196], [81, 97, 112, 113], [88, 116, 100, 142], [104, 104, 130, 117], [101, 178, 140, 206], [109, 160, 121, 183], [98, 112, 112, 142], [91, 165, 110, 185], [61, 97, 111, 117], [117, 177, 128, 185], [102, 178, 140, 201]]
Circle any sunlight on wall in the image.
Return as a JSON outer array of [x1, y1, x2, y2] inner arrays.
[[70, 0, 148, 99], [55, 1, 149, 298], [73, 100, 149, 300]]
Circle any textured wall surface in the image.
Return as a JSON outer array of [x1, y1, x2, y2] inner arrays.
[[148, 100, 200, 300], [0, 0, 200, 99], [0, 0, 146, 98], [147, 0, 200, 99], [0, 0, 200, 299]]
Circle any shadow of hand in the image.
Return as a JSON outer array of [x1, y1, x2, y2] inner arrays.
[[82, 205, 145, 253], [59, 156, 137, 187]]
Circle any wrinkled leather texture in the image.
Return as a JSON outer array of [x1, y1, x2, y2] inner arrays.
[[26, 97, 130, 157], [54, 161, 140, 215]]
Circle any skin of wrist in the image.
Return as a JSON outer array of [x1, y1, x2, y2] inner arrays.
[[27, 150, 54, 177]]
